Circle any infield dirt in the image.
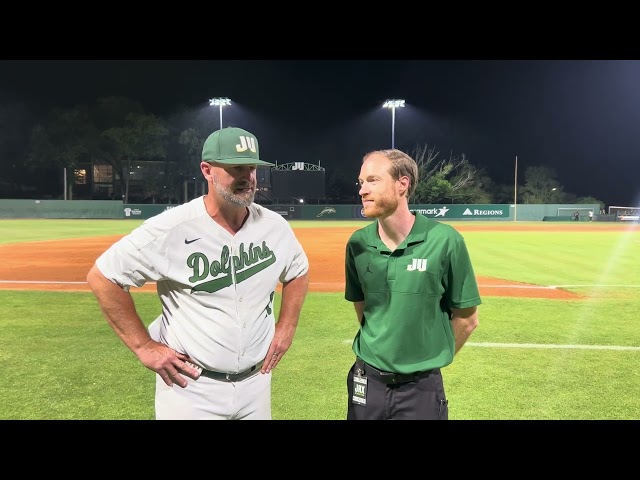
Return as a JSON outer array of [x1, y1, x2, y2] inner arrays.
[[0, 223, 611, 299]]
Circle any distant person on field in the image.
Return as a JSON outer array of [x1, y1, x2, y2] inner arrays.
[[574, 211, 580, 221], [343, 148, 481, 420], [588, 210, 593, 221]]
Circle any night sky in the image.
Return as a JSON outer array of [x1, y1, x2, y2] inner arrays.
[[1, 59, 639, 206]]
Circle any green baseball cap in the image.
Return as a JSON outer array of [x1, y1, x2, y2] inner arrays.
[[202, 127, 274, 166]]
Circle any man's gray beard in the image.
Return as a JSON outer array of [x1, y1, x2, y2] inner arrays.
[[214, 180, 255, 207]]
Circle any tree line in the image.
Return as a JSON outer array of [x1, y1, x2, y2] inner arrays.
[[1, 96, 214, 204], [0, 96, 604, 207]]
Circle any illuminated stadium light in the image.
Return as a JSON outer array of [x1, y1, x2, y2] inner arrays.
[[382, 99, 405, 109], [208, 97, 232, 129], [382, 99, 405, 149]]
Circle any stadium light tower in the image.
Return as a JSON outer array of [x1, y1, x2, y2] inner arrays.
[[209, 97, 232, 129], [382, 99, 405, 149]]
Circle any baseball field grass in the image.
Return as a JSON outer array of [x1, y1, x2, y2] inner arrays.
[[0, 219, 639, 420]]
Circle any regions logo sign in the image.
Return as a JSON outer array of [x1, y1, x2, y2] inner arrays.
[[462, 208, 504, 216]]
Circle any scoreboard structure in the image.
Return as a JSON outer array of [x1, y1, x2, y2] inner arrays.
[[269, 162, 326, 204]]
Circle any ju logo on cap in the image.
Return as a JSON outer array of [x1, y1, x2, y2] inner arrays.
[[202, 127, 274, 166]]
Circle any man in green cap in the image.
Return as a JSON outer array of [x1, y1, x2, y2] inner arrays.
[[87, 127, 310, 420]]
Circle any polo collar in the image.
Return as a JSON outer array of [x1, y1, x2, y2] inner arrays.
[[365, 212, 430, 250]]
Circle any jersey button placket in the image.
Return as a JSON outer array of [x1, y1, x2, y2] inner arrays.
[[388, 254, 397, 281], [231, 242, 242, 326]]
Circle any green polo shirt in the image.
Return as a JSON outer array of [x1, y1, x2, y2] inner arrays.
[[345, 213, 481, 374]]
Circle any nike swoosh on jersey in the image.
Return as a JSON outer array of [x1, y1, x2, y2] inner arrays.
[[184, 238, 202, 244]]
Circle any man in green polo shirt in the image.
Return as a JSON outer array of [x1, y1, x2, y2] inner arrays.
[[345, 148, 481, 420]]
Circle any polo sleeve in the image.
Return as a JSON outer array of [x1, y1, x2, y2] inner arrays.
[[344, 239, 364, 302], [444, 236, 482, 309]]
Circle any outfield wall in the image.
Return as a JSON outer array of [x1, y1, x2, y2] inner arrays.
[[0, 199, 123, 219], [0, 200, 177, 219], [267, 203, 600, 222], [0, 200, 599, 221]]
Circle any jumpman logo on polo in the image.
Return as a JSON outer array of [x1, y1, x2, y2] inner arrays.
[[364, 263, 373, 275]]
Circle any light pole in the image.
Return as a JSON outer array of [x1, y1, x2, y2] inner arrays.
[[209, 97, 232, 129], [382, 99, 405, 149], [514, 156, 518, 221]]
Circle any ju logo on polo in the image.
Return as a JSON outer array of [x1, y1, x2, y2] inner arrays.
[[236, 136, 257, 153], [407, 258, 427, 271]]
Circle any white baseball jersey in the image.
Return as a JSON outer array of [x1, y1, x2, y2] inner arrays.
[[95, 196, 309, 373]]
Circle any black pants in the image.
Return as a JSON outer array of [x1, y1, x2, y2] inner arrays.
[[346, 360, 448, 420]]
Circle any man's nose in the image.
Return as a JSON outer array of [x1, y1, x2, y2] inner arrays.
[[239, 167, 256, 178]]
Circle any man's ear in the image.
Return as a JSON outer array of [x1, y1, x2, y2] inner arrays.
[[398, 176, 410, 197]]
